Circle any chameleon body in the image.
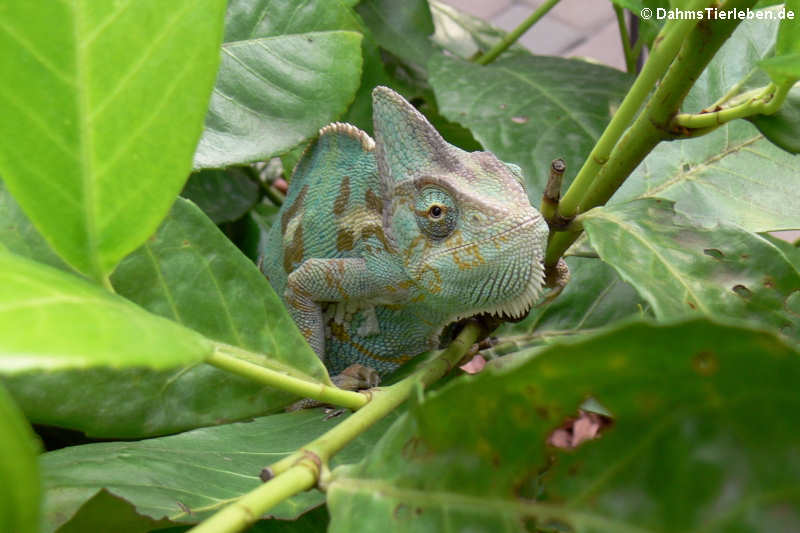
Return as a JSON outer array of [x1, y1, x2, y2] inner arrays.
[[261, 87, 550, 375]]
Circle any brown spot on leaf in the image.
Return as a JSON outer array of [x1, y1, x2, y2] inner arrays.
[[333, 176, 350, 216], [687, 301, 697, 310], [732, 284, 752, 298], [763, 276, 776, 289], [692, 350, 719, 376]]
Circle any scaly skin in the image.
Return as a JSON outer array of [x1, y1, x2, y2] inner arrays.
[[261, 87, 550, 375]]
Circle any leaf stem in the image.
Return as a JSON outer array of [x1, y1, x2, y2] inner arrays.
[[207, 343, 367, 410], [672, 82, 789, 129], [190, 322, 484, 533], [475, 0, 561, 65]]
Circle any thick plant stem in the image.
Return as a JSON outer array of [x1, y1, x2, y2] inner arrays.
[[475, 0, 560, 65], [557, 0, 711, 221], [190, 323, 484, 533], [207, 343, 368, 410], [546, 0, 757, 267]]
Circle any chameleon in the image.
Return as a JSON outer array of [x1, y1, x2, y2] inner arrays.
[[260, 86, 566, 381]]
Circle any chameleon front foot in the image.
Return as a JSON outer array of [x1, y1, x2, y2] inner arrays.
[[540, 258, 570, 306], [331, 364, 381, 391], [286, 364, 380, 411]]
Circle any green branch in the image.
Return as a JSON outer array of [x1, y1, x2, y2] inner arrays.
[[557, 0, 712, 221], [545, 0, 757, 267], [613, 4, 636, 74], [207, 343, 368, 410], [190, 322, 484, 533], [475, 0, 561, 65]]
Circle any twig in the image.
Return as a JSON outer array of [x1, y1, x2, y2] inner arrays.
[[475, 0, 561, 65], [207, 343, 368, 410]]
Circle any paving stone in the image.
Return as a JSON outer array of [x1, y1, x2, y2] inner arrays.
[[563, 19, 627, 71], [436, 0, 512, 19], [491, 3, 582, 55]]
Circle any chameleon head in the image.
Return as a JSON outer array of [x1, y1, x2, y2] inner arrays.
[[372, 86, 549, 320]]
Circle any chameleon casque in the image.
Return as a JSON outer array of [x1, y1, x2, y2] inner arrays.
[[261, 86, 560, 380]]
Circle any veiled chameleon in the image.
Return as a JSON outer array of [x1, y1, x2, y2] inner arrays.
[[261, 87, 563, 378]]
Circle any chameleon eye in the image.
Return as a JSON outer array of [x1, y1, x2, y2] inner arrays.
[[416, 187, 457, 239]]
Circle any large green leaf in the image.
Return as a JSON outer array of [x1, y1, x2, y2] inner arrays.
[[428, 53, 633, 199], [329, 320, 800, 532], [0, 0, 226, 281], [5, 198, 328, 438], [356, 0, 436, 69], [0, 179, 71, 272], [112, 198, 324, 379], [181, 168, 259, 224], [0, 383, 40, 533], [428, 0, 523, 60], [220, 0, 393, 134], [42, 409, 399, 533], [614, 10, 800, 230], [0, 251, 212, 373], [192, 30, 363, 169], [582, 199, 800, 341]]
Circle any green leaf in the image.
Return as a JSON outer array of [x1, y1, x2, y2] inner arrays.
[[113, 198, 324, 377], [356, 0, 436, 69], [747, 86, 800, 154], [0, 178, 71, 272], [192, 30, 363, 169], [759, 53, 800, 83], [329, 319, 800, 532], [615, 10, 800, 231], [775, 0, 800, 53], [429, 0, 519, 60], [428, 53, 633, 198], [220, 0, 393, 134], [5, 198, 327, 438], [53, 490, 174, 533], [181, 168, 260, 224], [0, 0, 226, 281], [0, 251, 212, 373], [582, 199, 800, 341], [42, 409, 398, 532], [0, 383, 40, 533]]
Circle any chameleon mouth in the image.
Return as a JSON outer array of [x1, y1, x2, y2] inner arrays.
[[448, 257, 545, 323]]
